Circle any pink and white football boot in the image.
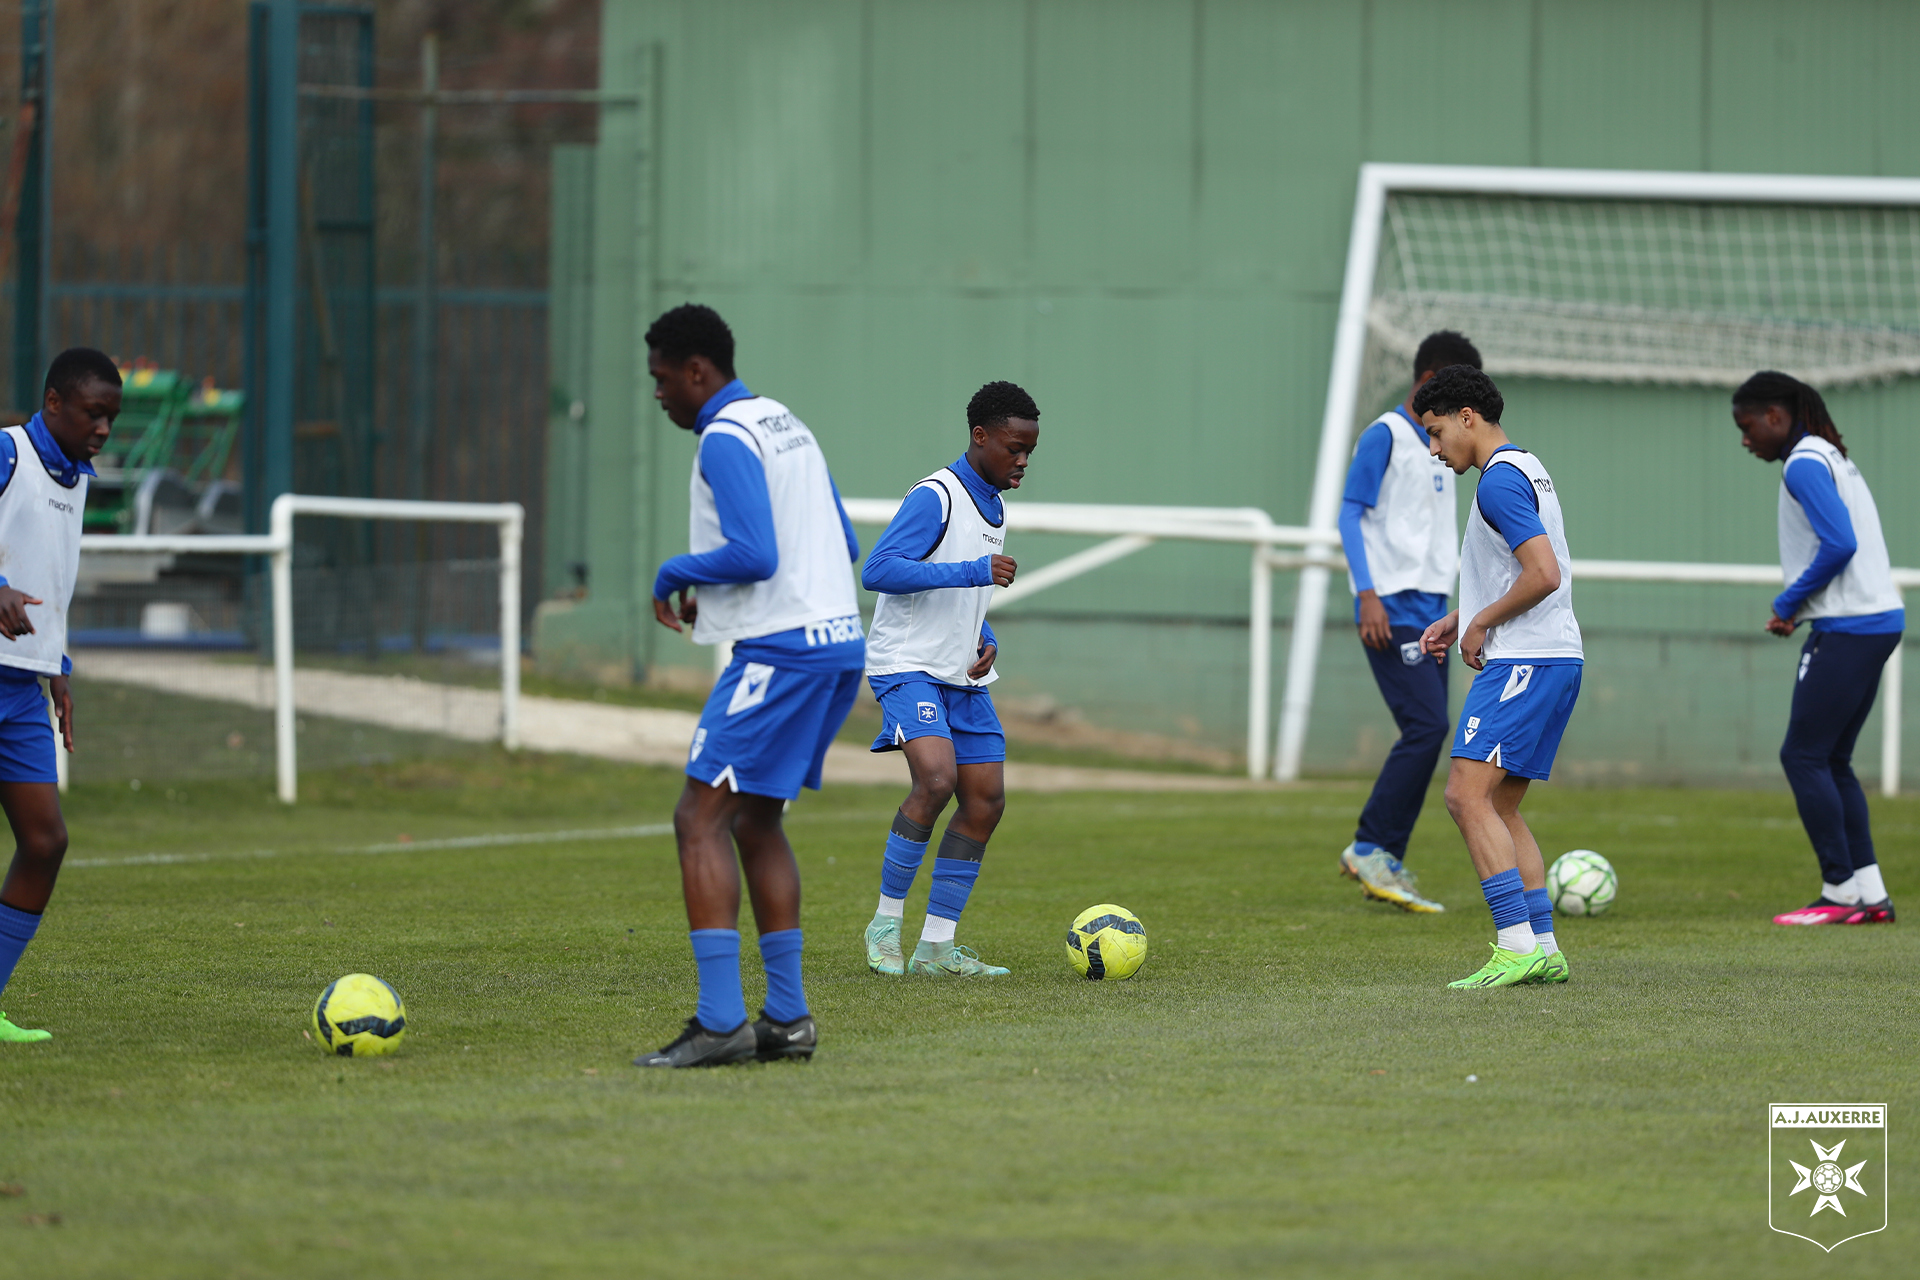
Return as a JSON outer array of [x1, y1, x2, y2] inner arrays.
[[1772, 898, 1869, 926]]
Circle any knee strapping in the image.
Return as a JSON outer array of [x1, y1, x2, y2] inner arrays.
[[938, 828, 988, 863], [890, 810, 932, 843]]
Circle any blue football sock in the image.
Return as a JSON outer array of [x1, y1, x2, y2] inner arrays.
[[1480, 868, 1530, 929], [1524, 886, 1554, 937], [757, 929, 807, 1023], [0, 902, 41, 1002], [880, 830, 928, 901], [926, 857, 982, 923], [689, 928, 746, 1032]]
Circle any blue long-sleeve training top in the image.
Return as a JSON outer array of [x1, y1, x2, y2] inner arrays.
[[1337, 407, 1448, 629], [1777, 451, 1902, 634]]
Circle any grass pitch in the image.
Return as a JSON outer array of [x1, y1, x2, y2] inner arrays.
[[3, 752, 1917, 1278]]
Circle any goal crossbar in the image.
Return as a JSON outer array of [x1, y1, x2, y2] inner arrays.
[[1278, 162, 1920, 783], [79, 493, 525, 803]]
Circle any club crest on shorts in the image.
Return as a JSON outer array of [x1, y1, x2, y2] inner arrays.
[[1769, 1103, 1887, 1251], [688, 727, 707, 763], [917, 702, 939, 724], [1463, 715, 1480, 743], [1400, 640, 1424, 666]]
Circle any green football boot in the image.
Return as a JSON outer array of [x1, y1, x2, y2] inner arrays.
[[908, 940, 1009, 977], [1528, 950, 1569, 984], [864, 913, 905, 976], [1447, 943, 1548, 989], [0, 1012, 51, 1043]]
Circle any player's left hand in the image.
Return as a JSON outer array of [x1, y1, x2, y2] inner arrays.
[[0, 586, 42, 640], [49, 674, 72, 751], [652, 591, 697, 632], [1459, 620, 1489, 670], [968, 641, 997, 680], [1765, 613, 1797, 637]]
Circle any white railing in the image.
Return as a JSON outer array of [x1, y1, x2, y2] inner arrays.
[[845, 497, 1914, 794], [79, 493, 524, 803]]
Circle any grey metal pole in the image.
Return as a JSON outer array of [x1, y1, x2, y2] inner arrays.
[[263, 0, 297, 507], [410, 33, 438, 651]]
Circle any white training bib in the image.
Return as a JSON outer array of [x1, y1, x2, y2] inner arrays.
[[686, 396, 859, 645], [865, 468, 1003, 687], [0, 425, 86, 676], [1458, 448, 1583, 662], [1778, 436, 1900, 622], [1348, 412, 1457, 599]]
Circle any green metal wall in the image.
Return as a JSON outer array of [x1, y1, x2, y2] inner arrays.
[[541, 0, 1920, 785]]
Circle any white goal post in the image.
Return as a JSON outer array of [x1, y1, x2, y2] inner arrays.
[[1277, 163, 1920, 784], [78, 494, 524, 804]]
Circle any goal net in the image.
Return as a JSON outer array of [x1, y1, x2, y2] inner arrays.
[[1280, 165, 1920, 783]]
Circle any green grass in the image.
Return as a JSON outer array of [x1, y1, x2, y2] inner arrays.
[[3, 753, 1917, 1277]]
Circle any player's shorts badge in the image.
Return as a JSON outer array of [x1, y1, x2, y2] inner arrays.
[[1463, 715, 1480, 743], [917, 702, 939, 724], [1769, 1103, 1887, 1252], [1400, 640, 1424, 666]]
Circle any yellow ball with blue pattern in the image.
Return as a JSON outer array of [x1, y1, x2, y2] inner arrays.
[[311, 973, 408, 1057], [1066, 904, 1147, 980]]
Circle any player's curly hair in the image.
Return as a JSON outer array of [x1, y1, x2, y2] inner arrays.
[[1733, 370, 1846, 459], [1413, 330, 1481, 379], [644, 303, 736, 377], [1411, 364, 1502, 424], [965, 380, 1040, 430], [43, 347, 121, 399]]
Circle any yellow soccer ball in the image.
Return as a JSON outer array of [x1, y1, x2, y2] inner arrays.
[[1065, 904, 1147, 980], [311, 973, 407, 1057]]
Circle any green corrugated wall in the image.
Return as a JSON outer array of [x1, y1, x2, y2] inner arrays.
[[538, 0, 1920, 785]]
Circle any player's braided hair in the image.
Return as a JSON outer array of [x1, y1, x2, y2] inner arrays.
[[1732, 370, 1846, 459], [644, 303, 736, 377], [1413, 330, 1481, 379], [43, 347, 121, 399], [1410, 364, 1502, 424], [966, 380, 1040, 430]]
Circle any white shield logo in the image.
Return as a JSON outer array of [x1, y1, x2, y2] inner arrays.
[[1769, 1103, 1888, 1251], [917, 702, 939, 724]]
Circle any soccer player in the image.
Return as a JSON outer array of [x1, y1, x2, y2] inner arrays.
[[0, 348, 120, 1044], [859, 381, 1038, 978], [635, 305, 865, 1068], [1416, 366, 1582, 989], [1732, 372, 1901, 926], [1335, 331, 1482, 914]]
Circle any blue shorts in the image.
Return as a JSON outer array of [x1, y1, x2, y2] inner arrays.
[[686, 656, 861, 801], [1451, 660, 1582, 782], [0, 674, 55, 784], [868, 677, 1006, 766]]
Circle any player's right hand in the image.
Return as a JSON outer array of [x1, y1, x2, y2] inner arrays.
[[989, 555, 1017, 587], [0, 587, 41, 641], [1420, 609, 1458, 658], [1357, 590, 1392, 650], [652, 591, 697, 632]]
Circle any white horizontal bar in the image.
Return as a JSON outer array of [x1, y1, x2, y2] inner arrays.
[[279, 494, 522, 525], [841, 497, 1339, 548], [80, 534, 281, 554], [1366, 162, 1920, 207], [989, 535, 1155, 610]]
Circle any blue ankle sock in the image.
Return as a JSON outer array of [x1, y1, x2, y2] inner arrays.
[[757, 929, 807, 1023], [0, 903, 41, 1002], [880, 831, 928, 900], [1479, 869, 1529, 929], [689, 929, 746, 1032], [1524, 886, 1554, 937], [926, 857, 982, 923]]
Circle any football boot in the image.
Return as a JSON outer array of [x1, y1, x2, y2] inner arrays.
[[1526, 950, 1569, 984], [632, 1017, 757, 1068], [751, 1010, 817, 1062], [1340, 845, 1446, 913], [1773, 898, 1869, 926], [0, 1012, 50, 1044], [864, 912, 905, 975], [908, 940, 1009, 977], [1447, 943, 1548, 989], [1857, 898, 1897, 924]]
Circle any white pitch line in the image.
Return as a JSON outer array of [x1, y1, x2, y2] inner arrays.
[[66, 822, 677, 870]]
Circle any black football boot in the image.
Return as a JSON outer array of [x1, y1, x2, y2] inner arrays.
[[751, 1009, 817, 1062], [633, 1017, 758, 1068]]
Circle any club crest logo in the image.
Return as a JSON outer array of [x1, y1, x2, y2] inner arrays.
[[688, 727, 707, 763], [917, 702, 939, 724], [1400, 640, 1425, 666], [1463, 715, 1480, 744], [1769, 1103, 1887, 1251]]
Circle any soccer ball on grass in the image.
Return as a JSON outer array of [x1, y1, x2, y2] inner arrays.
[[1066, 904, 1148, 980], [311, 973, 408, 1057], [1547, 850, 1617, 917]]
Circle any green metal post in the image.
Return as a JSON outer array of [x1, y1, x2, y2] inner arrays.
[[12, 0, 50, 411], [260, 0, 297, 511]]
